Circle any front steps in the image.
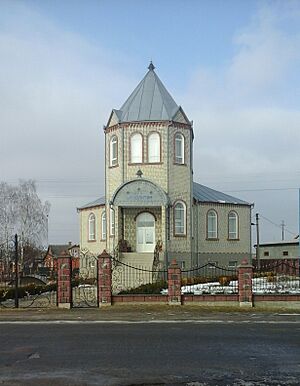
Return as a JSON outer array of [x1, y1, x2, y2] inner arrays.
[[112, 252, 155, 294]]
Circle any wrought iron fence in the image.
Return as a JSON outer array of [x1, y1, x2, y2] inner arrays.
[[72, 250, 98, 308], [0, 283, 57, 308], [181, 262, 238, 295], [111, 257, 167, 295], [253, 261, 300, 294]]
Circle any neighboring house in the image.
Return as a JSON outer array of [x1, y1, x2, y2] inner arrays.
[[256, 240, 299, 260], [254, 240, 299, 274], [43, 242, 80, 277], [78, 62, 253, 269]]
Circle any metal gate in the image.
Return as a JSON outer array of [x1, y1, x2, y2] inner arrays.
[[72, 250, 98, 308]]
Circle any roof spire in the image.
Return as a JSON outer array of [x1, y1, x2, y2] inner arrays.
[[148, 61, 155, 71]]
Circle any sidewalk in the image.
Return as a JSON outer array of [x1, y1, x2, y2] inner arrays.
[[1, 305, 300, 322]]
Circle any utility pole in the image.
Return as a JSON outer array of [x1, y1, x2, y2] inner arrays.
[[256, 213, 260, 270], [14, 234, 19, 308], [281, 220, 285, 241]]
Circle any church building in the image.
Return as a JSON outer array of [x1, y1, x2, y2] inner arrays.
[[78, 63, 252, 270]]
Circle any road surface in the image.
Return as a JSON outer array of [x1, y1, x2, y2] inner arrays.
[[0, 318, 299, 385]]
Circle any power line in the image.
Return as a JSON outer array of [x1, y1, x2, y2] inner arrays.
[[259, 214, 297, 237]]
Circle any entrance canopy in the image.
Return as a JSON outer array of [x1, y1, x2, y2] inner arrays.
[[111, 179, 169, 207]]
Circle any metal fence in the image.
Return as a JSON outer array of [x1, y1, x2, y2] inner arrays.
[[0, 283, 57, 308], [253, 261, 300, 295], [72, 251, 98, 308], [111, 257, 167, 295], [181, 262, 238, 295]]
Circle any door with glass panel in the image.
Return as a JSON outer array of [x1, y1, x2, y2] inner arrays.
[[136, 212, 155, 253]]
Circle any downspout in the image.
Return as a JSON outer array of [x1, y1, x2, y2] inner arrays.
[[165, 121, 172, 268], [190, 123, 194, 266], [250, 203, 254, 263], [104, 125, 107, 251]]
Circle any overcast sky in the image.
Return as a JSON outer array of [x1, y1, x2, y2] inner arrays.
[[1, 0, 300, 245]]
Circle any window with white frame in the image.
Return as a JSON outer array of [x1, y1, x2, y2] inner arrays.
[[110, 136, 118, 166], [174, 133, 184, 164], [110, 208, 115, 236], [228, 211, 238, 239], [148, 132, 160, 163], [88, 213, 96, 241], [207, 210, 217, 239], [174, 201, 186, 235], [101, 211, 106, 240], [130, 133, 143, 163]]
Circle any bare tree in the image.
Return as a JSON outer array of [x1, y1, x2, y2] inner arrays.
[[0, 180, 50, 268]]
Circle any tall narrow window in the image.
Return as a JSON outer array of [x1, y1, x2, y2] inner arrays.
[[174, 133, 184, 164], [110, 208, 115, 236], [110, 136, 118, 167], [88, 213, 96, 241], [130, 133, 143, 163], [174, 201, 186, 235], [101, 211, 106, 240], [148, 132, 160, 163], [228, 211, 238, 240], [207, 210, 217, 239]]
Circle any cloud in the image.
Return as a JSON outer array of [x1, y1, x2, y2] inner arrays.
[[182, 2, 300, 241]]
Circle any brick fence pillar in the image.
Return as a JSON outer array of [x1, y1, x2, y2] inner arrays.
[[98, 250, 112, 307], [238, 259, 253, 307], [57, 250, 72, 309], [168, 259, 182, 305]]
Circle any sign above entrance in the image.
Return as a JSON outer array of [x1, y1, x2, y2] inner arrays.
[[111, 179, 169, 207]]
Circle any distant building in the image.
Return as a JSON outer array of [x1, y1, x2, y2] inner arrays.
[[78, 63, 253, 269], [43, 242, 80, 278], [256, 240, 299, 260]]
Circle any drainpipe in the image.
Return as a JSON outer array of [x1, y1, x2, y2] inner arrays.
[[109, 202, 116, 258]]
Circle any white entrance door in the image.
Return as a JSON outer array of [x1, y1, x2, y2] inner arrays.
[[136, 212, 155, 253]]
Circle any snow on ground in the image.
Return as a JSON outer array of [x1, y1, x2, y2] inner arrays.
[[161, 276, 300, 295]]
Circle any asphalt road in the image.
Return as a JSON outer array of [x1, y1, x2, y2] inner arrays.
[[0, 321, 300, 385]]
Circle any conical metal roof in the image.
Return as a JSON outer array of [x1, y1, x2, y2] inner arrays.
[[118, 62, 180, 123]]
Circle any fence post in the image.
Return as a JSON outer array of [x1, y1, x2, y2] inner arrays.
[[168, 259, 182, 305], [57, 250, 72, 309], [238, 259, 253, 307], [98, 250, 112, 307]]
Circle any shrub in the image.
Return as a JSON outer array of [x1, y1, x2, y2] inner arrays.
[[118, 280, 167, 295], [219, 276, 231, 286]]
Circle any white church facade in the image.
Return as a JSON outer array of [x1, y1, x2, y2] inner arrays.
[[78, 63, 252, 269]]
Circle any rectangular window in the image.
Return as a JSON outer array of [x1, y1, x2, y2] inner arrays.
[[283, 251, 288, 256], [110, 208, 115, 236], [228, 261, 237, 268], [175, 137, 183, 164], [264, 251, 269, 257]]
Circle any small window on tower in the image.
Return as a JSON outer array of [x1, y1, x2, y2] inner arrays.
[[110, 136, 118, 167]]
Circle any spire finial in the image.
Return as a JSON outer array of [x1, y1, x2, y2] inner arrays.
[[148, 61, 155, 71]]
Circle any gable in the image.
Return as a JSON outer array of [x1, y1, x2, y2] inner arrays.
[[172, 107, 190, 125], [107, 110, 120, 128]]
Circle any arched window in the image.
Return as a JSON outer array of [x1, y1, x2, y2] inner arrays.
[[101, 211, 106, 240], [174, 201, 186, 235], [148, 132, 160, 163], [110, 136, 118, 167], [88, 213, 96, 241], [110, 208, 115, 236], [174, 133, 184, 164], [207, 210, 217, 239], [228, 211, 238, 240], [130, 133, 143, 163]]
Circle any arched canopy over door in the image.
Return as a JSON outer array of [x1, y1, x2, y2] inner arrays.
[[136, 212, 155, 253], [111, 179, 169, 207]]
